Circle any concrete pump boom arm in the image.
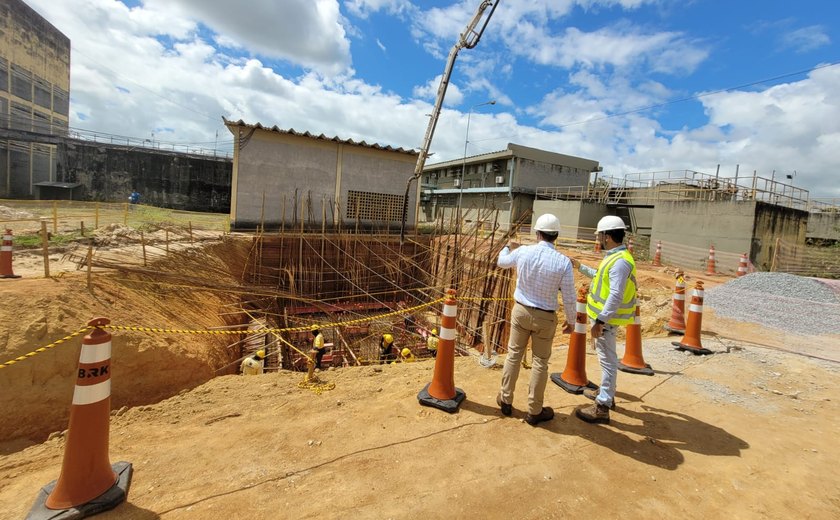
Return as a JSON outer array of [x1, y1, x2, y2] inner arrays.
[[400, 0, 499, 242]]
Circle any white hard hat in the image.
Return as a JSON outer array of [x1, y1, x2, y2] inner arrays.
[[596, 215, 627, 233], [533, 214, 561, 233]]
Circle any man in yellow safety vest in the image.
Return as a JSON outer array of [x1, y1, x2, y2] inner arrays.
[[311, 324, 326, 370], [426, 328, 439, 358], [571, 215, 636, 424]]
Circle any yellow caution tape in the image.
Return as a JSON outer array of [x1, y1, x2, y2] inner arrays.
[[297, 378, 336, 394], [0, 297, 450, 369], [0, 326, 92, 369]]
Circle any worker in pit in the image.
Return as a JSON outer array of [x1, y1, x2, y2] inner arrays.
[[311, 324, 327, 370], [379, 333, 397, 364], [399, 347, 416, 363], [426, 328, 439, 358], [240, 349, 266, 375]]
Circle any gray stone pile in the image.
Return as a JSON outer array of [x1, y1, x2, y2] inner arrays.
[[705, 272, 840, 335]]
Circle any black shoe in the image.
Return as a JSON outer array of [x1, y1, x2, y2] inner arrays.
[[583, 388, 616, 410], [525, 407, 554, 426], [496, 395, 512, 416]]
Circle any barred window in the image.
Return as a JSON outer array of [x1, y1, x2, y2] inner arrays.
[[11, 65, 32, 101], [0, 57, 8, 92], [34, 75, 51, 109], [53, 86, 69, 115], [346, 190, 406, 222]]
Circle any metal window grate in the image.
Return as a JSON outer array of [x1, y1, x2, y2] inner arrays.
[[346, 190, 406, 222]]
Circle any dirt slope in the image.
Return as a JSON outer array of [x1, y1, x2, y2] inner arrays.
[[1, 339, 838, 519]]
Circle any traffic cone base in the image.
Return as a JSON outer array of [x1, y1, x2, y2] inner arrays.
[[672, 341, 713, 355], [663, 323, 686, 334], [418, 382, 466, 413], [550, 372, 598, 394], [618, 361, 654, 375], [27, 461, 133, 520]]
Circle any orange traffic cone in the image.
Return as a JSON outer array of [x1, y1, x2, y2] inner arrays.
[[618, 305, 654, 375], [672, 282, 713, 355], [737, 253, 749, 277], [418, 289, 465, 412], [551, 286, 597, 394], [652, 241, 662, 267], [28, 318, 132, 517], [663, 270, 686, 334], [706, 245, 716, 275], [1, 229, 22, 278]]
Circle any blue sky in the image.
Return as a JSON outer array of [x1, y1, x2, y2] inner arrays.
[[28, 0, 840, 196]]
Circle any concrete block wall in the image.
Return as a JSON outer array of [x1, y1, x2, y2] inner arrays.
[[807, 212, 840, 241]]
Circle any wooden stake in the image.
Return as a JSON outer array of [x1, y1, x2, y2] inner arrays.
[[86, 242, 93, 291], [141, 231, 147, 267], [165, 228, 169, 254], [95, 202, 100, 228], [40, 219, 50, 278], [52, 202, 58, 234], [189, 221, 193, 243], [80, 221, 85, 237]]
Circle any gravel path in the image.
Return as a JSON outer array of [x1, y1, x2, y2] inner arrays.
[[705, 272, 840, 335]]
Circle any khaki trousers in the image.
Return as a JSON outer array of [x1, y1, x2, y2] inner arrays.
[[500, 302, 557, 415]]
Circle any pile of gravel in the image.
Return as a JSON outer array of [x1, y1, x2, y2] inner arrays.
[[705, 272, 840, 335]]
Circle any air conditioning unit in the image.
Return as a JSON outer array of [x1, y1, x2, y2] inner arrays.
[[495, 175, 505, 184], [453, 178, 461, 188]]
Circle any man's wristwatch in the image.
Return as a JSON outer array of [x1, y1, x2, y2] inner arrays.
[[594, 319, 605, 326]]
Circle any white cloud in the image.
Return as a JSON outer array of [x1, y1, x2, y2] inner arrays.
[[781, 26, 831, 53], [143, 0, 352, 75], [375, 38, 387, 53], [413, 75, 464, 106], [345, 0, 414, 19]]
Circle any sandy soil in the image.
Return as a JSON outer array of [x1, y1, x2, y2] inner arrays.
[[1, 239, 839, 519]]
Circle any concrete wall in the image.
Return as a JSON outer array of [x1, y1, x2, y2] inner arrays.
[[231, 129, 417, 229], [514, 156, 588, 191], [58, 139, 232, 212], [807, 212, 840, 241], [650, 200, 755, 263], [531, 200, 610, 240], [650, 200, 808, 271], [752, 202, 807, 270]]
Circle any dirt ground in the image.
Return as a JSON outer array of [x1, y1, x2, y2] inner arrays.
[[1, 240, 839, 519]]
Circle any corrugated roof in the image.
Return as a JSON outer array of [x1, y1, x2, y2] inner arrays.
[[223, 118, 418, 156]]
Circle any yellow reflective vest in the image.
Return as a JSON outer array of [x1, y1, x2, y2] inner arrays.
[[586, 249, 637, 325], [313, 332, 325, 349]]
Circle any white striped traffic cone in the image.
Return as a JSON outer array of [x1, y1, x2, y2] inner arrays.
[[29, 318, 133, 517], [1, 229, 21, 278], [418, 289, 465, 412], [672, 282, 712, 355], [737, 253, 749, 277]]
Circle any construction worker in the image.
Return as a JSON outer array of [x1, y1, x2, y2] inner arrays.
[[426, 328, 439, 358], [311, 324, 326, 370], [572, 215, 637, 425], [240, 349, 266, 375], [496, 213, 576, 427], [400, 347, 416, 363], [379, 333, 396, 364]]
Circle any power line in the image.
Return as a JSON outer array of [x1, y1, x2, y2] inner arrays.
[[472, 59, 840, 144]]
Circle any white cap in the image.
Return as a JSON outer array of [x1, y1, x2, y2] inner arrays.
[[533, 213, 561, 233], [596, 215, 627, 233]]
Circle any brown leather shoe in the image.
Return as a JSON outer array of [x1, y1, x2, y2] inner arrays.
[[575, 403, 610, 424], [525, 407, 554, 426], [582, 388, 616, 410], [496, 394, 512, 416]]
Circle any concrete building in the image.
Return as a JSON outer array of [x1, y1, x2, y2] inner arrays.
[[224, 118, 419, 230], [0, 0, 71, 198], [419, 143, 599, 229]]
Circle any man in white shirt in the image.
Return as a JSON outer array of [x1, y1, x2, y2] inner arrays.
[[496, 214, 575, 426]]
